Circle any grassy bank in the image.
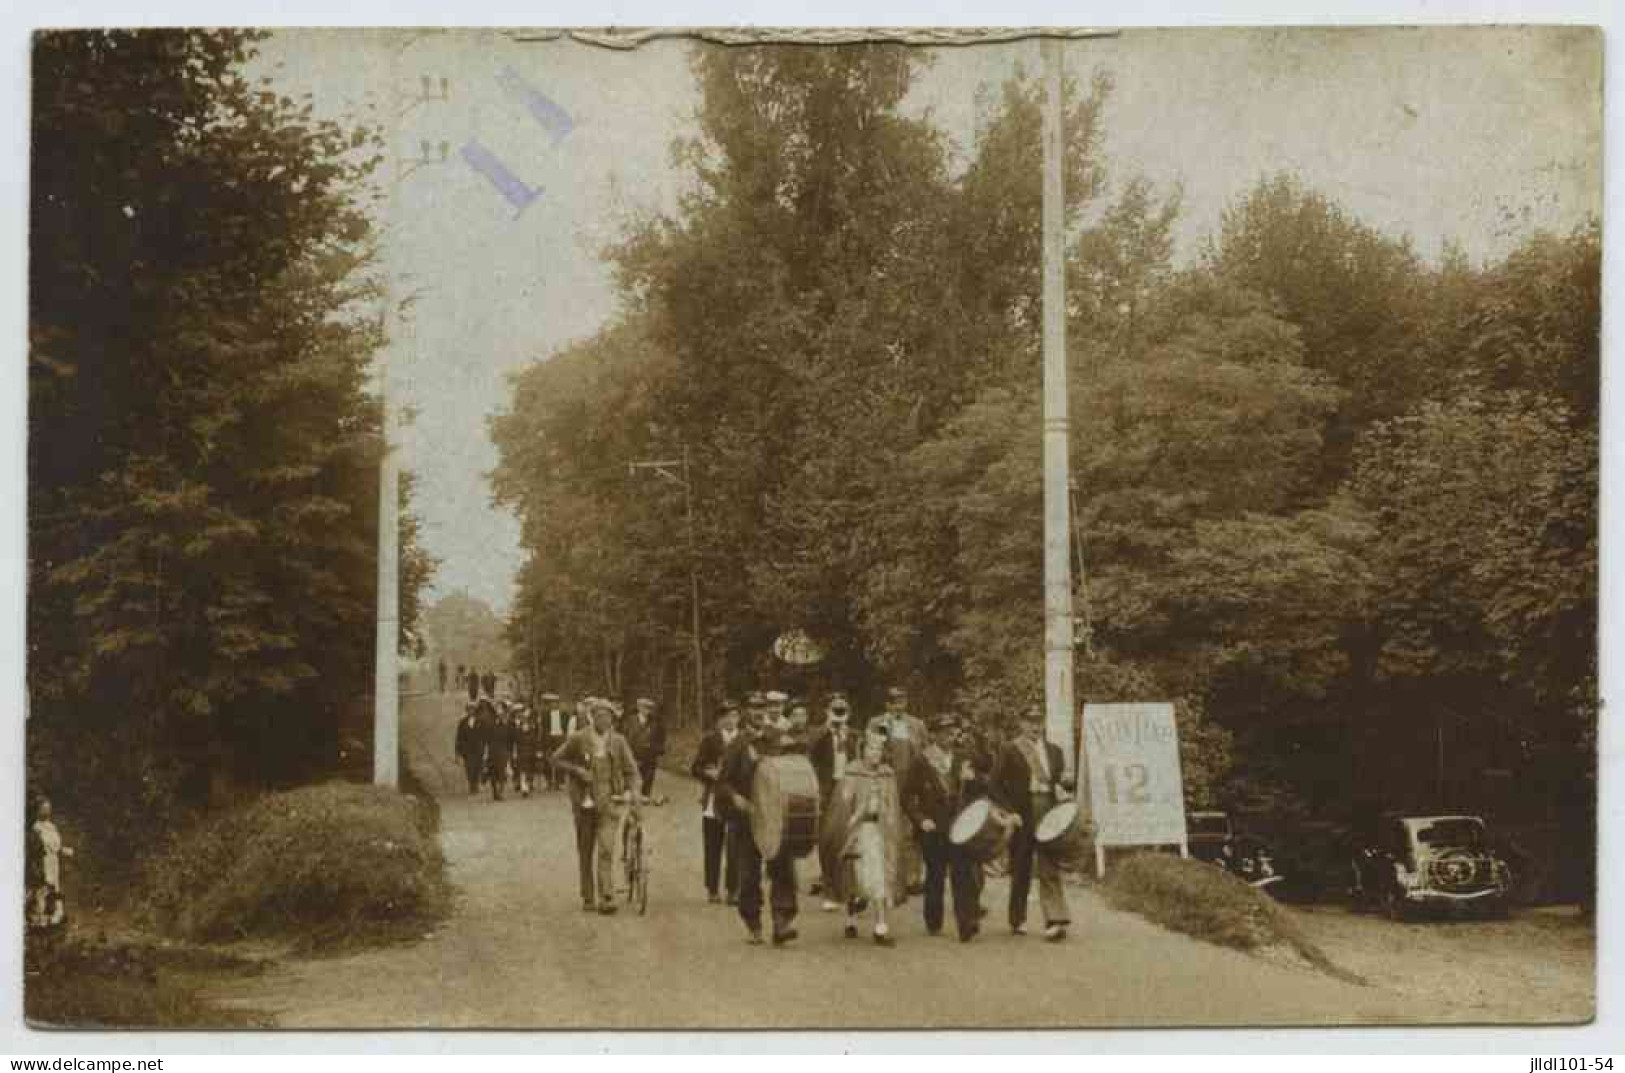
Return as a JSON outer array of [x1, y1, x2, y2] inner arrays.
[[1101, 852, 1357, 982], [142, 781, 453, 952], [29, 777, 454, 1028]]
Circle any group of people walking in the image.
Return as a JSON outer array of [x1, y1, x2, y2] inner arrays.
[[453, 693, 667, 806], [457, 681, 1077, 949], [688, 687, 1076, 948]]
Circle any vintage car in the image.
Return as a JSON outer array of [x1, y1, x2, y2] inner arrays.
[[1187, 811, 1234, 863], [1188, 811, 1284, 892], [1350, 813, 1513, 919]]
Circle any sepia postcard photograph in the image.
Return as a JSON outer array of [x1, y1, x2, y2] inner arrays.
[[22, 22, 1601, 1032]]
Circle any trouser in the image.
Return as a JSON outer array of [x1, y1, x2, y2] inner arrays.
[[488, 756, 509, 799], [1008, 793, 1070, 927], [544, 739, 562, 787], [573, 804, 621, 905], [462, 758, 481, 794], [702, 814, 738, 896], [736, 830, 798, 933], [921, 829, 982, 938], [638, 760, 657, 799]]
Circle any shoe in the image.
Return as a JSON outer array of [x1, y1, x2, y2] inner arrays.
[[927, 929, 943, 937], [1011, 924, 1028, 936], [821, 900, 840, 912], [582, 900, 595, 912], [771, 928, 798, 947], [959, 929, 978, 944], [598, 902, 618, 915], [746, 929, 765, 945], [707, 892, 721, 904], [809, 880, 824, 896], [873, 929, 895, 948], [1044, 924, 1068, 943], [844, 924, 859, 940]]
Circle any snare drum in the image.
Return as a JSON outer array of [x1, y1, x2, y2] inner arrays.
[[949, 798, 1015, 862], [752, 754, 821, 860], [1035, 800, 1091, 869]]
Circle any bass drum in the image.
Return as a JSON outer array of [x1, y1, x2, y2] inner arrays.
[[752, 754, 822, 861], [1034, 801, 1091, 870], [949, 798, 1014, 862]]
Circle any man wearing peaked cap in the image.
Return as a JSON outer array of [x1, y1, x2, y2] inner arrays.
[[626, 696, 667, 800]]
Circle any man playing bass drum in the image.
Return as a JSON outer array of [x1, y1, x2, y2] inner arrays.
[[714, 695, 801, 947], [989, 706, 1073, 942]]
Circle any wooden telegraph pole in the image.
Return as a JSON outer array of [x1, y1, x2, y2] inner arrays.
[[630, 452, 707, 729], [1040, 38, 1081, 787]]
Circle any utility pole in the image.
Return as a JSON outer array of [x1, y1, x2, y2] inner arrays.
[[1040, 38, 1080, 787], [630, 451, 706, 729], [375, 37, 449, 789]]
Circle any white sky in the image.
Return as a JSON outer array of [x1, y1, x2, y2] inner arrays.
[[253, 27, 1601, 617]]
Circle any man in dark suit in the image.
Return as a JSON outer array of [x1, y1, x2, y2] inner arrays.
[[989, 705, 1073, 942], [808, 692, 858, 908], [903, 715, 984, 941], [466, 667, 481, 704], [626, 696, 668, 799], [454, 701, 484, 794], [481, 669, 497, 699], [483, 699, 515, 801], [690, 702, 741, 904]]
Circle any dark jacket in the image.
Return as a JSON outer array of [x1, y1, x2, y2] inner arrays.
[[902, 752, 962, 835], [808, 723, 859, 798], [689, 728, 732, 812], [454, 715, 481, 766], [625, 712, 667, 765], [714, 734, 759, 822], [988, 737, 1068, 827], [485, 715, 515, 764]]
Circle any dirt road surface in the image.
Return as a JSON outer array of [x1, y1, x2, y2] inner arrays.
[[1289, 904, 1593, 1024], [212, 695, 1441, 1029]]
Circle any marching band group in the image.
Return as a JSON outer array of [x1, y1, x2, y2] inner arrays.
[[450, 684, 1083, 947]]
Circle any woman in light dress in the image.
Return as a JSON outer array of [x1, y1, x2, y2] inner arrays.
[[26, 797, 72, 934], [820, 724, 907, 946]]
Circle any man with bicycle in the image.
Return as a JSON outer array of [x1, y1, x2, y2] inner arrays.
[[551, 698, 642, 914]]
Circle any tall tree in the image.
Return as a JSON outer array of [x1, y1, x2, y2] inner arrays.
[[29, 30, 431, 848]]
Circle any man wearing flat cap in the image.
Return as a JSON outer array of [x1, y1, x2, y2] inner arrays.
[[626, 696, 667, 801], [551, 699, 642, 913]]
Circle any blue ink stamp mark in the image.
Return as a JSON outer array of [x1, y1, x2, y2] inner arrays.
[[496, 67, 575, 147], [459, 140, 542, 217]]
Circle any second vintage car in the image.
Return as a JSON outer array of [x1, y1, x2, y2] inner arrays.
[[1350, 813, 1513, 919]]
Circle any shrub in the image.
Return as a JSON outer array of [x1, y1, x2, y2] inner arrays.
[[1101, 851, 1354, 981], [141, 782, 452, 951]]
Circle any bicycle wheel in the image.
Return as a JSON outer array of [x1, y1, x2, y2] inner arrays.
[[623, 824, 642, 906], [635, 835, 649, 915]]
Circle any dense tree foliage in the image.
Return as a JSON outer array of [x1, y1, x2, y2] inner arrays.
[[490, 44, 1596, 825], [29, 30, 433, 853]]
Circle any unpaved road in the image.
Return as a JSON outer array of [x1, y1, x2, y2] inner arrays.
[[1288, 904, 1593, 1024], [213, 694, 1545, 1029]]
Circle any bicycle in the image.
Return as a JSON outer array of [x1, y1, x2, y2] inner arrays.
[[620, 802, 650, 915]]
